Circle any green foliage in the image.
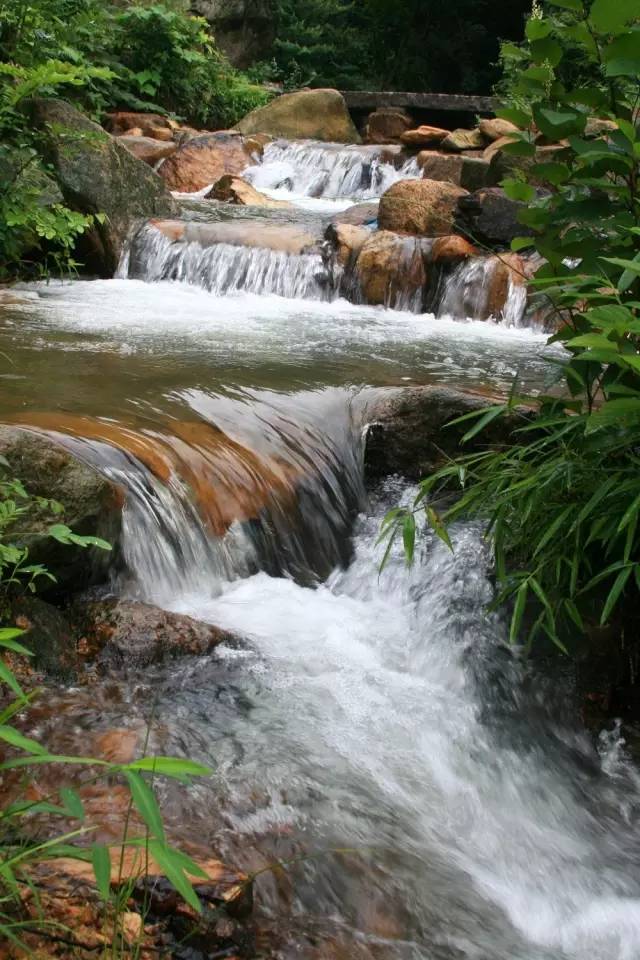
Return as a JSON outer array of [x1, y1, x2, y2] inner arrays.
[[264, 0, 531, 93], [383, 0, 640, 650]]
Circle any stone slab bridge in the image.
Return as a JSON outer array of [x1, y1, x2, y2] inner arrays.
[[339, 91, 498, 127]]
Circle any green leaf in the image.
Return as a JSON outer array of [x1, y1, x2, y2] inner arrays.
[[590, 0, 639, 33], [60, 787, 84, 821], [603, 30, 640, 78], [534, 106, 586, 140], [0, 725, 46, 756], [503, 178, 536, 202], [600, 566, 633, 624], [124, 770, 165, 841], [459, 405, 509, 444], [530, 37, 563, 66], [526, 18, 552, 40], [91, 844, 111, 902], [509, 581, 528, 645], [426, 506, 453, 552], [548, 0, 583, 9], [402, 513, 416, 566], [588, 398, 640, 431], [147, 840, 202, 913], [126, 756, 212, 780]]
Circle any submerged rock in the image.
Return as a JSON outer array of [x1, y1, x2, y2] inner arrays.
[[235, 88, 361, 144], [0, 425, 121, 597], [325, 222, 370, 267], [158, 131, 257, 193], [378, 178, 468, 236], [72, 598, 238, 668], [28, 98, 177, 275]]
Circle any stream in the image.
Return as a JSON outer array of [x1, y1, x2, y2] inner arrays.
[[2, 139, 640, 959]]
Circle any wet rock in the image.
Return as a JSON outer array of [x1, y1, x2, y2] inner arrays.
[[325, 223, 370, 267], [482, 253, 527, 320], [456, 186, 533, 248], [482, 133, 520, 162], [417, 151, 489, 191], [478, 117, 519, 142], [28, 98, 178, 275], [354, 231, 428, 307], [72, 598, 239, 668], [486, 143, 570, 186], [364, 108, 413, 144], [151, 218, 320, 255], [235, 88, 361, 144], [6, 596, 78, 678], [0, 425, 121, 597], [117, 134, 178, 166], [378, 178, 468, 236], [158, 131, 257, 193], [400, 125, 449, 147], [362, 385, 526, 479], [329, 200, 379, 227], [430, 235, 479, 264], [441, 128, 486, 152], [104, 111, 174, 137], [206, 173, 292, 207]]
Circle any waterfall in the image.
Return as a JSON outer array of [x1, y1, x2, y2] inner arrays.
[[122, 223, 334, 301], [244, 140, 420, 201], [437, 256, 529, 327]]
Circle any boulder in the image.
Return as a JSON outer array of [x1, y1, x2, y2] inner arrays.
[[104, 112, 173, 137], [400, 125, 449, 147], [71, 599, 238, 669], [329, 201, 379, 227], [417, 151, 489, 191], [585, 117, 618, 139], [8, 596, 78, 678], [486, 142, 570, 186], [441, 128, 486, 152], [235, 88, 361, 144], [118, 135, 178, 166], [482, 134, 519, 161], [354, 231, 428, 307], [430, 235, 479, 264], [456, 186, 533, 247], [478, 117, 519, 142], [325, 223, 370, 267], [206, 174, 292, 207], [482, 253, 527, 320], [378, 178, 468, 236], [28, 99, 177, 275], [157, 131, 256, 193], [191, 0, 274, 67], [362, 385, 526, 479], [0, 425, 121, 597], [365, 108, 414, 144]]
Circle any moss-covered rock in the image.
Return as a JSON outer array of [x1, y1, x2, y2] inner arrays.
[[28, 98, 178, 275]]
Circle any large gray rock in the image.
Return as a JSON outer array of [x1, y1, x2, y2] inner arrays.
[[361, 385, 527, 479], [191, 0, 274, 67], [28, 99, 178, 275], [235, 88, 361, 143], [0, 426, 121, 597], [455, 187, 534, 248]]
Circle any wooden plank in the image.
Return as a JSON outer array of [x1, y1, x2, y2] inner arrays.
[[340, 91, 498, 114]]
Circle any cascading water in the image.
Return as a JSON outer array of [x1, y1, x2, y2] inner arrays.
[[244, 139, 419, 203], [438, 256, 529, 327]]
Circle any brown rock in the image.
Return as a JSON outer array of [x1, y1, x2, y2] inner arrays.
[[93, 727, 140, 763], [325, 223, 370, 266], [365, 108, 413, 145], [72, 598, 239, 668], [206, 173, 291, 207], [431, 235, 478, 264], [158, 132, 255, 193], [118, 135, 178, 166], [148, 125, 174, 142], [417, 151, 488, 191], [482, 134, 520, 161], [441, 128, 486, 152], [483, 253, 526, 320], [329, 201, 379, 227], [479, 117, 519, 142], [354, 231, 428, 307], [585, 117, 618, 138], [235, 88, 361, 143], [400, 125, 449, 147], [378, 178, 468, 236], [126, 126, 144, 137], [105, 111, 173, 137]]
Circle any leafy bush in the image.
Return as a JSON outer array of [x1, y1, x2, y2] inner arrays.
[[383, 0, 640, 651]]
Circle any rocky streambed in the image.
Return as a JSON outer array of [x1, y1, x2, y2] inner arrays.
[[2, 89, 639, 960]]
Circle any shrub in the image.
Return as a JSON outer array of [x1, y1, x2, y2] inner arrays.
[[383, 0, 640, 651]]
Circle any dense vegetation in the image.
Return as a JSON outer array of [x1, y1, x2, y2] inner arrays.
[[259, 0, 532, 93], [385, 0, 640, 656], [0, 0, 269, 280]]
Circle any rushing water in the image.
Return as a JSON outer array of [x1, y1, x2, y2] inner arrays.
[[2, 136, 639, 959]]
